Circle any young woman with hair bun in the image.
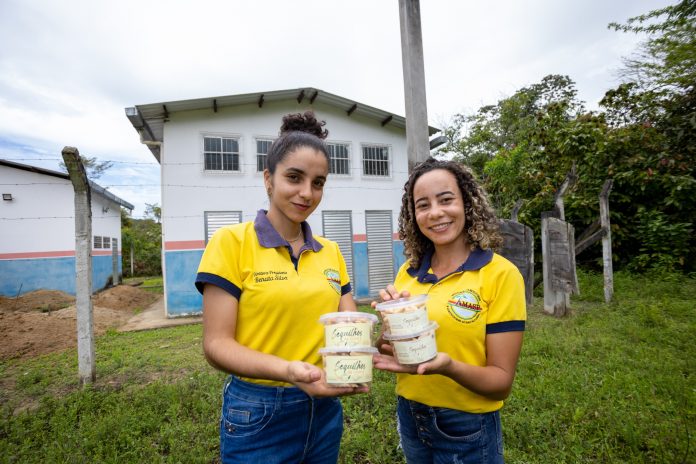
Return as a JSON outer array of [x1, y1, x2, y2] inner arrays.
[[196, 111, 362, 463]]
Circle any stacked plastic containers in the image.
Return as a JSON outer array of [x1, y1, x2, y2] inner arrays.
[[318, 312, 378, 387], [375, 295, 439, 365]]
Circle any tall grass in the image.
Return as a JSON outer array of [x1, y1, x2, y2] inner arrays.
[[1, 270, 693, 463]]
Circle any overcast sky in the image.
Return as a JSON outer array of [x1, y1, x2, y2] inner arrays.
[[0, 0, 674, 216]]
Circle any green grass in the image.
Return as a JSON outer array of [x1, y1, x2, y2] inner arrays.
[[122, 275, 163, 294], [1, 271, 694, 463]]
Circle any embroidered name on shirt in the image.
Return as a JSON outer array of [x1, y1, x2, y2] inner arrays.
[[254, 271, 289, 283]]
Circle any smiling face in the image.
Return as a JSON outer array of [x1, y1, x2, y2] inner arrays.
[[412, 168, 467, 248], [264, 145, 329, 225]]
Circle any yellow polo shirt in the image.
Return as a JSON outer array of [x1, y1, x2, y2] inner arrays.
[[394, 248, 526, 413], [195, 209, 352, 386]]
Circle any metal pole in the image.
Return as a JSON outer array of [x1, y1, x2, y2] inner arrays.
[[399, 0, 430, 172]]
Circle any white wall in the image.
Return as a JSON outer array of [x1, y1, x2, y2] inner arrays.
[[160, 100, 408, 243], [0, 166, 123, 254]]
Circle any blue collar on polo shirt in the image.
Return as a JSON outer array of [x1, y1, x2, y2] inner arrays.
[[253, 209, 323, 252], [407, 247, 494, 283]]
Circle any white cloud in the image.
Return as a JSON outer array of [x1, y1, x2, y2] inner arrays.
[[0, 0, 675, 216]]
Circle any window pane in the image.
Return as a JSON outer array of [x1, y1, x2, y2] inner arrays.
[[232, 154, 239, 171], [205, 137, 221, 152], [205, 152, 220, 170], [257, 154, 267, 172], [362, 146, 389, 176], [328, 143, 350, 175]]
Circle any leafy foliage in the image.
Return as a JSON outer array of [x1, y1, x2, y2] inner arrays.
[[609, 0, 696, 93], [121, 207, 162, 277], [59, 155, 114, 180], [439, 1, 696, 272]]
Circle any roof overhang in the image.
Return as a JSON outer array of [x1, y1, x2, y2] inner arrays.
[[125, 87, 441, 162], [0, 159, 134, 210]]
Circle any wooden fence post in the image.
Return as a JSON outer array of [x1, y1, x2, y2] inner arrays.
[[62, 147, 95, 385], [499, 218, 534, 306], [541, 214, 578, 316], [599, 180, 614, 303]]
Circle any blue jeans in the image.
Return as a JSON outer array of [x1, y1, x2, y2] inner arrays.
[[397, 396, 504, 464], [219, 376, 343, 464]]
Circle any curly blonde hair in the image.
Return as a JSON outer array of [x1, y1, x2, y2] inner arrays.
[[399, 158, 502, 269]]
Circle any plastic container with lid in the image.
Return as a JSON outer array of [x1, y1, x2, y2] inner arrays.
[[382, 322, 439, 365], [374, 295, 429, 336], [318, 346, 378, 387], [319, 311, 378, 348]]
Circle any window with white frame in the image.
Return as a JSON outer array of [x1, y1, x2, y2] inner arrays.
[[204, 136, 240, 171], [103, 236, 111, 249], [94, 236, 102, 249], [362, 145, 390, 177], [256, 139, 274, 172], [112, 238, 118, 250], [327, 143, 350, 175]]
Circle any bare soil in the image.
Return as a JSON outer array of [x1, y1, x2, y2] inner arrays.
[[0, 285, 159, 361]]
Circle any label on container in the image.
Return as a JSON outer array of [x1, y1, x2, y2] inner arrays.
[[392, 331, 437, 365], [325, 322, 372, 347], [383, 308, 429, 335], [324, 355, 373, 384]]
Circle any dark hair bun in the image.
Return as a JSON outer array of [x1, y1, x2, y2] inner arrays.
[[280, 111, 328, 139]]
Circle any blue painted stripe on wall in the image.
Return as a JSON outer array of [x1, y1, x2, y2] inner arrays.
[[0, 255, 123, 296], [165, 250, 204, 316], [162, 241, 406, 315]]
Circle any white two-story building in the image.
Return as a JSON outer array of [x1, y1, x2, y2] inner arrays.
[[0, 159, 133, 297], [126, 87, 439, 316]]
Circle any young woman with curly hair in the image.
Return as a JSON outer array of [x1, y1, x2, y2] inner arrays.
[[196, 111, 364, 463], [374, 157, 526, 464]]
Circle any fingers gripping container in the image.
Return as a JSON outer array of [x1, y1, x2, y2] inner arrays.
[[382, 322, 439, 365], [374, 294, 429, 336], [319, 312, 378, 348], [318, 347, 379, 387]]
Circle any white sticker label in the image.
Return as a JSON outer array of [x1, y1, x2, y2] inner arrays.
[[324, 355, 373, 384], [384, 308, 429, 335], [392, 331, 437, 365], [324, 322, 372, 347]]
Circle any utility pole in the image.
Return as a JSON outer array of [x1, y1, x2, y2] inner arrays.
[[399, 0, 430, 172], [62, 147, 96, 385]]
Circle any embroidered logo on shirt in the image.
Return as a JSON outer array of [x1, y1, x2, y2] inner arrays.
[[324, 269, 341, 294], [447, 289, 482, 323]]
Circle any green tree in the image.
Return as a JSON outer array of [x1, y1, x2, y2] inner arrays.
[[609, 0, 696, 93], [121, 207, 162, 277], [144, 202, 162, 224], [59, 156, 114, 180]]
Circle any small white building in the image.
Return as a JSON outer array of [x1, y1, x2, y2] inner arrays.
[[0, 159, 133, 297], [125, 87, 439, 316]]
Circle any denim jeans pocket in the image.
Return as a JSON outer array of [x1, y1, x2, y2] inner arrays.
[[221, 393, 275, 438], [431, 407, 483, 442]]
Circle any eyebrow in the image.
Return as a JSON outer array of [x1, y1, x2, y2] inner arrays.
[[284, 167, 326, 182], [284, 167, 306, 175], [415, 190, 455, 204]]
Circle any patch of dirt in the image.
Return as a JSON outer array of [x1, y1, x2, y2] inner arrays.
[[0, 286, 160, 361]]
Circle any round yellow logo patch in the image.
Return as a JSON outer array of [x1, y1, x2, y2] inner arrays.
[[447, 290, 482, 323], [324, 269, 341, 294]]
